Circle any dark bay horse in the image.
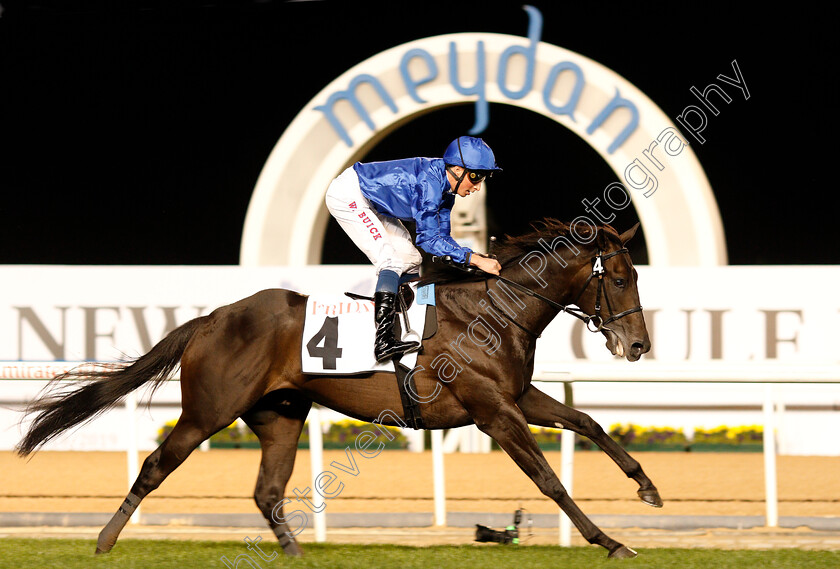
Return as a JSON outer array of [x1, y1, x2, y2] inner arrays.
[[18, 219, 658, 559]]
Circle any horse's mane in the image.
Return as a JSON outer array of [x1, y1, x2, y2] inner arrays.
[[419, 218, 622, 285]]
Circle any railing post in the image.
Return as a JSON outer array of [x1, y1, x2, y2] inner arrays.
[[432, 429, 446, 526], [763, 384, 779, 527], [125, 391, 140, 524], [559, 381, 575, 546], [307, 406, 327, 541]]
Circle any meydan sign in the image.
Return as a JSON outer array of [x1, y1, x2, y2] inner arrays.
[[240, 5, 727, 268]]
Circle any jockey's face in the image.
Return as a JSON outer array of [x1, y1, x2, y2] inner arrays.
[[447, 166, 483, 197]]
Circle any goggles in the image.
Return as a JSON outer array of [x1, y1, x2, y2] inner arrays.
[[466, 169, 492, 184]]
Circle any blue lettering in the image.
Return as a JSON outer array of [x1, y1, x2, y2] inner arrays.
[[497, 5, 542, 99], [542, 61, 584, 121], [313, 74, 398, 147], [400, 48, 438, 104], [448, 40, 488, 134], [311, 5, 650, 153], [586, 88, 639, 154]]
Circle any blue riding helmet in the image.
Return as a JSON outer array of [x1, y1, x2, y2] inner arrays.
[[443, 136, 502, 172]]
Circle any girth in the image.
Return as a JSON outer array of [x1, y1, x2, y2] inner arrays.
[[345, 287, 425, 430]]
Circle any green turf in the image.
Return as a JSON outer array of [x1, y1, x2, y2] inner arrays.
[[0, 539, 838, 569]]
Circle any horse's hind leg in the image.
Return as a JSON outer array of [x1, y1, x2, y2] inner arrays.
[[96, 373, 266, 552], [467, 393, 636, 558], [241, 390, 312, 557], [95, 415, 223, 553], [96, 289, 290, 554], [517, 385, 663, 507]]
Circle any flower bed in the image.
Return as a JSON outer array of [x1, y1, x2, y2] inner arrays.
[[298, 419, 408, 450], [157, 418, 408, 450], [158, 420, 760, 452], [528, 424, 763, 452], [609, 423, 763, 452], [608, 423, 690, 451], [689, 424, 763, 452]]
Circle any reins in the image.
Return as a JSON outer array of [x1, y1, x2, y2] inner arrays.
[[433, 248, 643, 338]]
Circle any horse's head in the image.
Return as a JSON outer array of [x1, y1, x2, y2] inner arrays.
[[572, 223, 651, 362], [433, 218, 652, 362]]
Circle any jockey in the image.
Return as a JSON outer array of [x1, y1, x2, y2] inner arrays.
[[325, 135, 503, 362]]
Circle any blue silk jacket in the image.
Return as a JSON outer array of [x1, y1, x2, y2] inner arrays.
[[353, 158, 472, 263]]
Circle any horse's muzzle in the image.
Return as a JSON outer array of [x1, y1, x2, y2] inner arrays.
[[628, 341, 647, 362], [605, 330, 649, 362]]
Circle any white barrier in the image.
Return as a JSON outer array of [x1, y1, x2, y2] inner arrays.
[[5, 360, 839, 543], [532, 361, 840, 545], [2, 361, 178, 526]]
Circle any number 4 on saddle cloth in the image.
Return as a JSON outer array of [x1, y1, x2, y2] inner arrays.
[[301, 283, 436, 374]]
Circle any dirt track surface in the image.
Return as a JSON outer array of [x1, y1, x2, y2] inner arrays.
[[2, 450, 839, 519]]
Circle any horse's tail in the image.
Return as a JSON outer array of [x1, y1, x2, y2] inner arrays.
[[16, 316, 208, 457]]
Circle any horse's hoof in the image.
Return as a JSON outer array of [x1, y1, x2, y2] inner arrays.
[[282, 541, 304, 557], [96, 537, 115, 554], [638, 487, 663, 508], [608, 545, 638, 559]]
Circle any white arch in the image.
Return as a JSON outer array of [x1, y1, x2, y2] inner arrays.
[[241, 33, 726, 267]]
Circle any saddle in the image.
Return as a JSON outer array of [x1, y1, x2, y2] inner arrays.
[[345, 283, 437, 342]]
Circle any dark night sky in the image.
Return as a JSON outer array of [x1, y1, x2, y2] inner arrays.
[[0, 1, 837, 266]]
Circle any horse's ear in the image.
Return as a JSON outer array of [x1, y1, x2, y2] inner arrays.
[[595, 226, 609, 249], [620, 222, 641, 245]]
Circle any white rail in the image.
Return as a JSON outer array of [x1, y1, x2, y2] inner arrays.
[[533, 361, 840, 545], [5, 360, 839, 543]]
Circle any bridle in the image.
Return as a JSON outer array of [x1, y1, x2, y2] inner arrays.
[[466, 248, 643, 338], [566, 248, 644, 332]]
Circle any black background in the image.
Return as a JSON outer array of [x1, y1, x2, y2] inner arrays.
[[0, 1, 837, 266]]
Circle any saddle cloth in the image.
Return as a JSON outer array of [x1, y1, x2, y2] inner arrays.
[[301, 283, 433, 374]]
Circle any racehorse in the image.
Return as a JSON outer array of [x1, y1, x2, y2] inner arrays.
[[17, 219, 658, 559]]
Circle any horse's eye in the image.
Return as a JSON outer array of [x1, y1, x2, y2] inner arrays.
[[615, 278, 626, 288]]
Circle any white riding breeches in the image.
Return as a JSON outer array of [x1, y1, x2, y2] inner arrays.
[[325, 167, 423, 276]]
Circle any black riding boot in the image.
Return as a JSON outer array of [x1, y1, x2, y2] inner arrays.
[[374, 291, 420, 362]]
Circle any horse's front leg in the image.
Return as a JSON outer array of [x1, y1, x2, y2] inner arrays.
[[517, 385, 662, 508], [464, 392, 636, 558]]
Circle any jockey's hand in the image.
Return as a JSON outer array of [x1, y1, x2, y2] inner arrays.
[[470, 253, 502, 275]]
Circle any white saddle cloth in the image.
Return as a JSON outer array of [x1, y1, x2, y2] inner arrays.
[[301, 284, 427, 374]]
